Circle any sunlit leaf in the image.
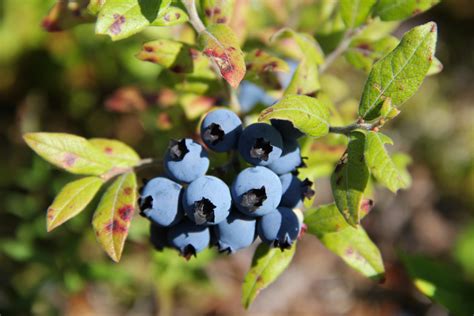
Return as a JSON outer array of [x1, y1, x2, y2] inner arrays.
[[137, 39, 194, 73], [92, 172, 137, 262], [150, 6, 188, 26], [199, 24, 246, 88], [340, 0, 377, 28], [88, 0, 106, 15], [259, 95, 330, 138], [305, 203, 384, 280], [331, 131, 369, 226], [374, 0, 440, 21], [47, 177, 104, 232], [345, 36, 399, 73], [23, 133, 113, 175], [364, 131, 409, 192], [427, 56, 443, 76], [95, 0, 171, 41], [359, 22, 437, 120], [88, 138, 140, 168], [201, 0, 235, 25], [242, 243, 296, 309]]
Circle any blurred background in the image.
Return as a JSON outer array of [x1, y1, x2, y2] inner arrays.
[[0, 0, 473, 315]]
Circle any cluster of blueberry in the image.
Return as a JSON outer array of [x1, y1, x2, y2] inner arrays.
[[138, 109, 314, 258]]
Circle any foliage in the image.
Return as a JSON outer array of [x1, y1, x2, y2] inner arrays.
[[17, 0, 452, 311]]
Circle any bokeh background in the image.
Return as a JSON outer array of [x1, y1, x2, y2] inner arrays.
[[1, 0, 473, 315]]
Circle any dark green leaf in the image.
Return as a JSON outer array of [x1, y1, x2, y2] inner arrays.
[[305, 204, 384, 280], [331, 131, 369, 226], [242, 243, 296, 309], [259, 95, 330, 138], [358, 22, 437, 120]]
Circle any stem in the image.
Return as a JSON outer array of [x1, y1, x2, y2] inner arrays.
[[319, 26, 364, 74], [329, 118, 385, 135], [100, 158, 162, 181], [182, 0, 206, 33]]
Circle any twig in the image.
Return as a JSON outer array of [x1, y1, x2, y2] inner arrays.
[[182, 0, 206, 33], [328, 118, 385, 135]]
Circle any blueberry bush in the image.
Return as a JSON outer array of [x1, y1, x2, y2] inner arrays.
[[20, 0, 471, 311]]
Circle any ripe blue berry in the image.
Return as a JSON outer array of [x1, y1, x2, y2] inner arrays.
[[150, 223, 169, 251], [238, 123, 283, 166], [267, 138, 302, 175], [167, 219, 210, 258], [279, 173, 315, 208], [213, 210, 257, 254], [200, 109, 243, 152], [231, 166, 282, 217], [164, 138, 209, 183], [257, 207, 301, 249], [271, 119, 304, 140], [183, 175, 232, 225], [139, 177, 184, 227]]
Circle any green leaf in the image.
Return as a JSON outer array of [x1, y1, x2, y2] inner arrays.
[[345, 36, 399, 73], [88, 0, 106, 15], [400, 252, 474, 315], [92, 172, 137, 262], [199, 24, 246, 88], [331, 131, 369, 226], [47, 177, 104, 232], [201, 0, 235, 25], [42, 0, 93, 32], [364, 131, 409, 192], [242, 243, 296, 309], [391, 152, 412, 188], [272, 28, 324, 95], [23, 133, 113, 175], [245, 49, 289, 89], [95, 0, 171, 41], [340, 0, 377, 28], [358, 22, 437, 120], [136, 39, 194, 73], [427, 56, 443, 76], [374, 0, 440, 21], [305, 203, 384, 280], [259, 95, 330, 138], [150, 6, 188, 26], [88, 138, 140, 168]]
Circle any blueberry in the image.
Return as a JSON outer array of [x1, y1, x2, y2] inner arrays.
[[231, 166, 282, 217], [150, 223, 169, 251], [167, 219, 210, 258], [164, 138, 209, 183], [213, 210, 257, 253], [139, 177, 184, 227], [238, 123, 283, 166], [238, 81, 277, 113], [271, 119, 304, 140], [183, 175, 231, 225], [257, 207, 301, 249], [279, 173, 315, 208], [267, 138, 302, 175], [200, 109, 242, 152]]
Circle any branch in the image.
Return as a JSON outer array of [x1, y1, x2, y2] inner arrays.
[[182, 0, 206, 33], [319, 26, 365, 74], [329, 118, 385, 135]]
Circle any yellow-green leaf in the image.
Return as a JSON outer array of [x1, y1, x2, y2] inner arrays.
[[199, 24, 246, 88], [24, 133, 113, 175], [137, 39, 194, 73], [88, 138, 140, 168], [331, 131, 369, 226], [150, 6, 188, 26], [259, 95, 330, 138], [47, 177, 104, 232], [340, 0, 377, 28], [374, 0, 440, 21], [358, 22, 437, 120], [201, 0, 235, 25], [88, 0, 106, 15], [245, 49, 289, 89], [427, 56, 443, 76], [242, 243, 296, 309], [345, 35, 399, 73], [305, 204, 384, 280], [364, 131, 409, 192], [92, 172, 137, 262]]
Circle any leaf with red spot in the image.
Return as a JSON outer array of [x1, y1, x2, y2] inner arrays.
[[241, 242, 296, 309], [201, 0, 235, 25], [92, 172, 137, 262], [23, 133, 113, 175], [305, 203, 384, 280], [150, 6, 189, 26], [42, 0, 94, 32], [198, 24, 246, 88], [89, 138, 140, 168], [374, 0, 440, 21], [245, 49, 289, 89], [47, 177, 104, 232], [136, 39, 194, 73]]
